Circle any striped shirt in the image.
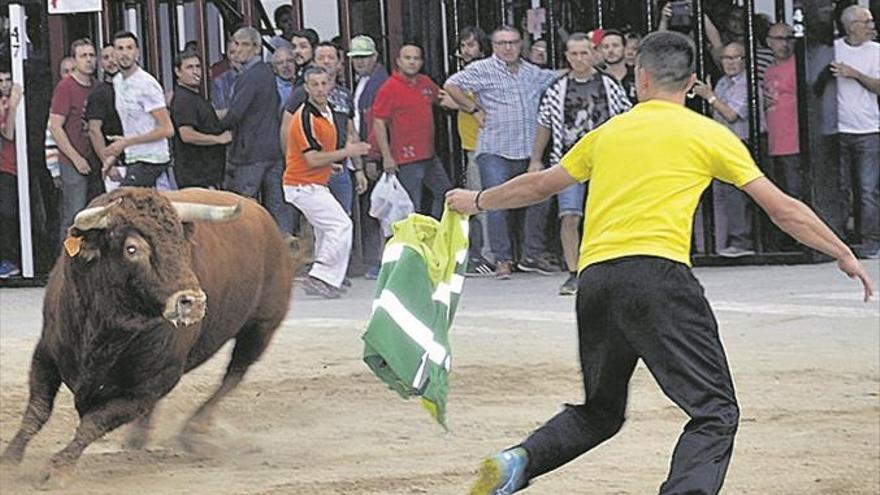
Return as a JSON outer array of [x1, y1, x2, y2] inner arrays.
[[538, 73, 632, 166], [446, 55, 559, 160]]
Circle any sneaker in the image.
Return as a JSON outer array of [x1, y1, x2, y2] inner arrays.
[[466, 255, 496, 278], [0, 260, 21, 279], [717, 246, 755, 258], [516, 257, 556, 275], [364, 265, 381, 280], [469, 447, 529, 495], [302, 276, 342, 299], [558, 274, 578, 296], [495, 261, 513, 280]]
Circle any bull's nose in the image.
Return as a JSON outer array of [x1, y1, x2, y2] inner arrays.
[[164, 289, 207, 327]]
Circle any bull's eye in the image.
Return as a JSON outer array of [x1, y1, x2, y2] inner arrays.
[[125, 245, 138, 256]]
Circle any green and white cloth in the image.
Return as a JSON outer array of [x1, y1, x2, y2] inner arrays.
[[362, 208, 469, 428]]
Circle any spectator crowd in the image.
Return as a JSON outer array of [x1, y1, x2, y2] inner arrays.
[[0, 3, 876, 296]]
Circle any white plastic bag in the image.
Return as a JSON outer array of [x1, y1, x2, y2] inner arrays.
[[369, 172, 414, 237]]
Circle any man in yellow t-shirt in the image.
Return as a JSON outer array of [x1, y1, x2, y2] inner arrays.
[[447, 31, 875, 495]]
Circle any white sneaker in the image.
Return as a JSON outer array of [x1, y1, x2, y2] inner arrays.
[[718, 246, 755, 258]]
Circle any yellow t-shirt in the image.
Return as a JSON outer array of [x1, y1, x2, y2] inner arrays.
[[561, 99, 764, 271], [456, 93, 479, 151]]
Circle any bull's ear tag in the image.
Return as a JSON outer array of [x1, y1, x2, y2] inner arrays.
[[64, 236, 83, 257]]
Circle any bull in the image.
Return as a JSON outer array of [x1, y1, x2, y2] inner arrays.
[[0, 187, 296, 489]]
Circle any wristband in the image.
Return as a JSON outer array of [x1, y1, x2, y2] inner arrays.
[[474, 190, 485, 212]]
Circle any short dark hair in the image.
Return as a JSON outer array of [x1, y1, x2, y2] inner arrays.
[[458, 26, 488, 55], [102, 42, 114, 49], [399, 42, 423, 55], [565, 32, 591, 50], [174, 49, 200, 69], [113, 31, 139, 48], [292, 28, 319, 48], [314, 41, 340, 60], [274, 4, 293, 26], [625, 32, 642, 43], [70, 38, 94, 56], [491, 25, 521, 40], [601, 29, 625, 44], [635, 31, 695, 91], [316, 40, 339, 51]]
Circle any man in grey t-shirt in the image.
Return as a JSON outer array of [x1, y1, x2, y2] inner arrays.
[[102, 31, 174, 187]]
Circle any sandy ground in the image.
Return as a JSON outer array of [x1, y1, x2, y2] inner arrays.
[[0, 262, 878, 494]]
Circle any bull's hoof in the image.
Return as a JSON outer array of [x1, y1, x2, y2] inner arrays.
[[34, 464, 72, 491], [123, 427, 150, 450], [178, 419, 222, 456], [0, 450, 23, 466]]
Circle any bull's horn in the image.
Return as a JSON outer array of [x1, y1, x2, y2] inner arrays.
[[72, 199, 122, 231], [172, 202, 242, 223]]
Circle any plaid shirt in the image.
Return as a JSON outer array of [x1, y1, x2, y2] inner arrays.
[[447, 55, 559, 160]]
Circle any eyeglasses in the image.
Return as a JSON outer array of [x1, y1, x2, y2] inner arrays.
[[720, 55, 745, 61], [492, 40, 522, 47], [850, 19, 875, 25]]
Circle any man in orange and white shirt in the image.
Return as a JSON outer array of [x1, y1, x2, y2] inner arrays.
[[284, 66, 371, 298]]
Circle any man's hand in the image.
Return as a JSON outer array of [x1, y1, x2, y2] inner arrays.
[[382, 155, 398, 174], [365, 161, 380, 181], [104, 138, 127, 159], [9, 84, 22, 106], [437, 90, 458, 110], [474, 108, 486, 128], [445, 188, 479, 215], [830, 61, 860, 80], [528, 159, 544, 173], [216, 130, 233, 145], [72, 156, 91, 175], [354, 170, 368, 194], [102, 155, 118, 175], [105, 165, 123, 182], [331, 163, 344, 172], [837, 254, 876, 303], [345, 141, 371, 158], [692, 80, 715, 101]]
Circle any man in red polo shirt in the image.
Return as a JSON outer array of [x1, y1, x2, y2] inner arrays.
[[373, 43, 452, 219], [284, 66, 371, 299]]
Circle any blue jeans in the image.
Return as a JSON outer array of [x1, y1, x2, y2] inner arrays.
[[59, 162, 93, 239], [840, 133, 879, 245], [225, 160, 293, 234], [396, 157, 452, 219], [328, 168, 353, 216], [476, 153, 548, 262]]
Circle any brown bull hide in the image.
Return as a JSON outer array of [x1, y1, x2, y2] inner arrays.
[[0, 187, 298, 489]]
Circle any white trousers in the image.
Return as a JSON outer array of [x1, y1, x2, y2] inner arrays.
[[284, 184, 352, 288]]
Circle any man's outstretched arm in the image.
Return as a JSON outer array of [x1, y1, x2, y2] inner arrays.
[[446, 165, 577, 215], [743, 177, 875, 301]]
